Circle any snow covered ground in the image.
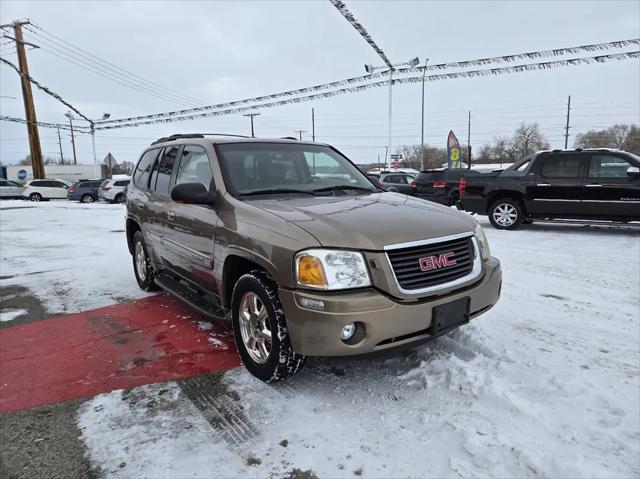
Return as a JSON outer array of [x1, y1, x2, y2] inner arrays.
[[1, 200, 639, 478]]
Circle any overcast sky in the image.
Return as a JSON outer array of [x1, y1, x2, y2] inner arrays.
[[1, 0, 639, 169]]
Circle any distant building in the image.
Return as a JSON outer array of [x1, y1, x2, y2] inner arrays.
[[4, 164, 108, 183]]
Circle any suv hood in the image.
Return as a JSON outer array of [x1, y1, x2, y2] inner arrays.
[[248, 192, 477, 250]]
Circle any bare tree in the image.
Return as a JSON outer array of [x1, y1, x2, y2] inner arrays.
[[512, 123, 549, 157], [575, 124, 638, 153]]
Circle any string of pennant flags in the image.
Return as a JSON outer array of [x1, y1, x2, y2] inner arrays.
[[0, 40, 638, 132], [94, 51, 639, 131], [93, 38, 639, 127], [0, 56, 92, 123], [329, 0, 393, 68], [0, 115, 87, 131]]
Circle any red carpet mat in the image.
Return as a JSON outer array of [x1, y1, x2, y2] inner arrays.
[[0, 294, 240, 413]]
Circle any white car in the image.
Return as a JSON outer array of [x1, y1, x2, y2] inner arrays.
[[99, 176, 130, 203], [22, 179, 71, 201], [0, 179, 24, 199]]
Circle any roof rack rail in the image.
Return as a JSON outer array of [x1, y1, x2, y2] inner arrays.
[[280, 136, 298, 140], [151, 132, 251, 145]]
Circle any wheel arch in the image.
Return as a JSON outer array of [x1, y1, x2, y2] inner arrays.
[[486, 190, 527, 215], [126, 218, 141, 254], [221, 253, 276, 309]]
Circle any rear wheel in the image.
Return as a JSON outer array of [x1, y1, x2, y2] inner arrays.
[[29, 193, 42, 202], [489, 198, 523, 230], [114, 193, 125, 204], [132, 231, 159, 291], [81, 194, 95, 203], [231, 271, 305, 382]]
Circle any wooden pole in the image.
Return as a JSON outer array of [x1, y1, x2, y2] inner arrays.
[[13, 21, 45, 179]]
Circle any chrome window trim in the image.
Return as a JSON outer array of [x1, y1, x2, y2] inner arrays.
[[384, 233, 483, 295]]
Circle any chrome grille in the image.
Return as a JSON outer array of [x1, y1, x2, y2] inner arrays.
[[386, 235, 476, 291]]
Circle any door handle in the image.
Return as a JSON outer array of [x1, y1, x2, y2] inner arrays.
[[585, 184, 602, 187], [166, 211, 176, 221], [536, 183, 551, 186]]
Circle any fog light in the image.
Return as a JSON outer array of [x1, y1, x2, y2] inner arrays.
[[340, 323, 356, 341]]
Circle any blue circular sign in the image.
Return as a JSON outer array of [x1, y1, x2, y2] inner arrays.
[[17, 169, 28, 181]]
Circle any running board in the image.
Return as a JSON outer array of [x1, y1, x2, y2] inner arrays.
[[155, 272, 227, 321]]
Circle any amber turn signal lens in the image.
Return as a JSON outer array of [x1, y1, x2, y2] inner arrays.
[[297, 255, 327, 287]]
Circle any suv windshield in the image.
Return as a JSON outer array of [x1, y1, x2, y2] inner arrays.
[[216, 142, 376, 195]]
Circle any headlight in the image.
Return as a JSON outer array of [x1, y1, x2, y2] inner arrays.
[[474, 223, 491, 259], [295, 249, 371, 290]]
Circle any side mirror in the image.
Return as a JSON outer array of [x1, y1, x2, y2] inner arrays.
[[627, 166, 640, 177], [171, 183, 216, 205]]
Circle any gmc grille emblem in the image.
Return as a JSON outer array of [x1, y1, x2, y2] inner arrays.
[[419, 252, 457, 272]]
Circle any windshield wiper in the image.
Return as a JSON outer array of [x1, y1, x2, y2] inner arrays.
[[240, 188, 318, 196], [311, 185, 375, 194]]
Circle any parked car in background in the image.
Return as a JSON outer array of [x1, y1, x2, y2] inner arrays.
[[458, 148, 640, 229], [0, 179, 24, 199], [413, 169, 484, 206], [67, 180, 103, 203], [99, 176, 130, 203], [378, 171, 415, 194], [21, 179, 71, 201]]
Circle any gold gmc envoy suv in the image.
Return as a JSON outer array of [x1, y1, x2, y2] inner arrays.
[[126, 134, 502, 381]]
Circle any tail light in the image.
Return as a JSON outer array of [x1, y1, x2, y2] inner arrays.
[[459, 177, 466, 197], [378, 181, 384, 188], [102, 187, 111, 191], [433, 181, 447, 188], [411, 181, 417, 189], [68, 187, 77, 193]]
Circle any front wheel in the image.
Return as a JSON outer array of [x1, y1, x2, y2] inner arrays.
[[489, 198, 523, 230], [29, 193, 42, 202], [231, 271, 305, 382], [132, 231, 159, 291], [81, 194, 95, 203]]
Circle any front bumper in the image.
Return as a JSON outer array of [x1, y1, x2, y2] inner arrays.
[[280, 257, 502, 356]]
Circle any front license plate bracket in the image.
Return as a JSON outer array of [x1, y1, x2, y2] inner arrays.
[[431, 297, 470, 334]]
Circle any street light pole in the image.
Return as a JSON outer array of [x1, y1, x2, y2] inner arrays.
[[365, 57, 419, 171], [65, 112, 78, 165], [90, 122, 98, 179], [420, 59, 429, 171]]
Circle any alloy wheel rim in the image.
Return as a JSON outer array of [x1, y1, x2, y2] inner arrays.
[[493, 203, 517, 226], [135, 242, 147, 281], [238, 292, 272, 364]]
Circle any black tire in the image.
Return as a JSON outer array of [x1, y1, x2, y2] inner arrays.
[[231, 271, 305, 382], [488, 198, 524, 230], [114, 193, 125, 204], [29, 192, 42, 202], [81, 194, 95, 203], [132, 230, 159, 291]]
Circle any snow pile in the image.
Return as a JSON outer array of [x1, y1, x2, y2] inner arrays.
[[0, 201, 149, 314]]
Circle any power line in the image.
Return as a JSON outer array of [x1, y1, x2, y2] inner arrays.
[[95, 51, 640, 130], [329, 0, 392, 68], [0, 115, 88, 131], [0, 55, 91, 122], [24, 23, 205, 106], [21, 31, 195, 107]]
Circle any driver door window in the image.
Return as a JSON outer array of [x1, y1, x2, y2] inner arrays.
[[175, 145, 213, 190]]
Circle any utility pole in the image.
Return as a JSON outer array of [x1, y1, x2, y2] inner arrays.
[[564, 95, 571, 149], [65, 112, 78, 165], [467, 110, 472, 170], [243, 112, 260, 138], [56, 127, 64, 164], [311, 108, 315, 142], [295, 130, 306, 141], [2, 20, 45, 178]]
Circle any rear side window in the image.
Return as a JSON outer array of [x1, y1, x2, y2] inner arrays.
[[588, 155, 632, 178], [541, 155, 582, 178], [133, 149, 160, 189], [0, 180, 8, 186], [79, 182, 89, 188], [30, 180, 44, 187], [151, 146, 180, 195], [114, 180, 130, 187], [175, 145, 213, 191]]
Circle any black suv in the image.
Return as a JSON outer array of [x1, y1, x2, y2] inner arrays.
[[458, 149, 640, 229], [413, 169, 483, 206]]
